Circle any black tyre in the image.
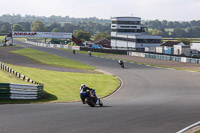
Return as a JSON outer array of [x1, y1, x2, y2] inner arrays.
[[99, 99, 103, 107], [86, 97, 95, 107]]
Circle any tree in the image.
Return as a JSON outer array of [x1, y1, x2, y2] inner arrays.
[[162, 20, 168, 28], [187, 27, 200, 38], [171, 28, 187, 38], [30, 20, 45, 32], [62, 23, 77, 33], [18, 22, 31, 31], [0, 23, 11, 33], [46, 23, 62, 32], [12, 24, 23, 31], [178, 38, 192, 45], [73, 30, 91, 41], [52, 28, 61, 32], [93, 31, 111, 40], [148, 20, 162, 29], [149, 29, 163, 36], [167, 21, 174, 28]]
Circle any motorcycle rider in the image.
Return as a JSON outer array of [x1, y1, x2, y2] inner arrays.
[[80, 84, 99, 105], [118, 60, 124, 65], [88, 51, 92, 57], [72, 49, 75, 54]]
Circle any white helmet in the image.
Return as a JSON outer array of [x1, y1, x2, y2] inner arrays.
[[81, 84, 86, 89]]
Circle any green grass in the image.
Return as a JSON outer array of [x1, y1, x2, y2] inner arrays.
[[14, 38, 26, 42], [0, 64, 119, 104], [195, 130, 200, 133], [0, 36, 5, 43], [0, 70, 31, 84], [62, 48, 115, 56], [0, 36, 5, 40], [11, 48, 96, 70], [162, 38, 200, 43]]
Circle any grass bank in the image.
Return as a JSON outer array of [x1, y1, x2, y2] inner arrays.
[[0, 70, 31, 84], [11, 48, 96, 70], [162, 38, 200, 42], [0, 64, 119, 104]]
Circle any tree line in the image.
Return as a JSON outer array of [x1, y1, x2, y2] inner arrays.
[[0, 14, 200, 39], [144, 20, 200, 38]]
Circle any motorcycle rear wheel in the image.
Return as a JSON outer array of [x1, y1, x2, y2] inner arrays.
[[99, 99, 103, 107]]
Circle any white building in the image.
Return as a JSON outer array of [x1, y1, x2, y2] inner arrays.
[[190, 43, 200, 51], [111, 17, 162, 50]]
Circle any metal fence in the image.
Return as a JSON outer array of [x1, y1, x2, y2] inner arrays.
[[129, 52, 200, 64], [0, 83, 43, 99], [0, 62, 44, 99]]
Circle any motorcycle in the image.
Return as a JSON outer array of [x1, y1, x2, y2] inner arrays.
[[85, 90, 103, 107], [119, 61, 124, 68]]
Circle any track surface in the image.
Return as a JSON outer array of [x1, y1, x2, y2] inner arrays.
[[1, 40, 200, 133]]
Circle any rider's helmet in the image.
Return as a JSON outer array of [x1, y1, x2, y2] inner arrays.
[[119, 60, 121, 63], [81, 84, 86, 89]]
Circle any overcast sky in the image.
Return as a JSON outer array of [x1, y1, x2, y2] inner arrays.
[[1, 0, 200, 21]]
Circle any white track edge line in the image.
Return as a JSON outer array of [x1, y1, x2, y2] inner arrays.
[[176, 121, 200, 133]]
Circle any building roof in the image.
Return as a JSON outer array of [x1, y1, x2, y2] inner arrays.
[[111, 16, 141, 19], [92, 38, 110, 44], [161, 41, 184, 47]]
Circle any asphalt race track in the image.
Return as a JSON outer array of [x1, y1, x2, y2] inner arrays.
[[0, 40, 200, 133]]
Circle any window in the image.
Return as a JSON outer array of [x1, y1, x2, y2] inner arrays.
[[111, 36, 136, 42], [111, 37, 161, 44], [111, 29, 142, 33], [136, 39, 161, 43], [120, 26, 131, 28], [112, 21, 140, 25]]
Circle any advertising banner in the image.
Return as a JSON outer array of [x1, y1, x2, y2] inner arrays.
[[72, 46, 80, 50], [12, 31, 72, 39]]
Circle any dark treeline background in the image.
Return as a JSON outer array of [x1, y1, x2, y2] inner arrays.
[[0, 14, 200, 38]]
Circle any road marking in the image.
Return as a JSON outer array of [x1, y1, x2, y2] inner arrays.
[[103, 74, 123, 99], [176, 121, 200, 133]]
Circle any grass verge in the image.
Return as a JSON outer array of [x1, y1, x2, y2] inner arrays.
[[14, 38, 26, 42], [11, 48, 96, 70], [0, 64, 119, 104], [0, 70, 31, 84]]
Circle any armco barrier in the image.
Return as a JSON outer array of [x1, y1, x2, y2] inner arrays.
[[0, 83, 43, 99], [80, 47, 128, 55], [130, 52, 200, 64], [0, 62, 44, 99], [26, 41, 77, 50]]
